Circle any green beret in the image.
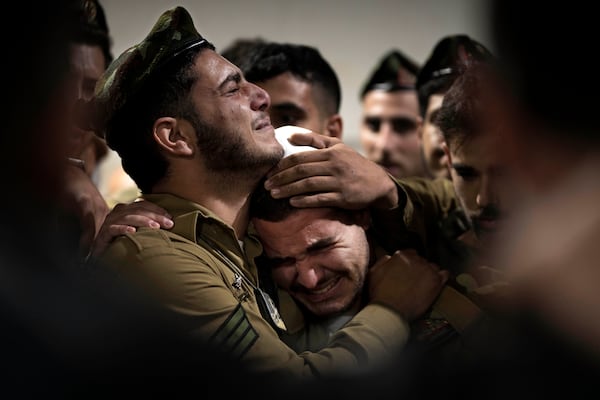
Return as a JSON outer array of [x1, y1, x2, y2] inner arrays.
[[360, 50, 421, 99], [416, 35, 493, 91], [93, 6, 213, 137]]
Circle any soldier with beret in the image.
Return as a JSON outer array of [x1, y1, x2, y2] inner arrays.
[[416, 34, 494, 181], [91, 6, 448, 381], [66, 0, 114, 179], [359, 50, 428, 180], [0, 1, 259, 395], [61, 0, 115, 261]]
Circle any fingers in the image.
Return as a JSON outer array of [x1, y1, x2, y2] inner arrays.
[[267, 174, 335, 198], [267, 150, 330, 180], [266, 162, 332, 193], [288, 192, 344, 208], [110, 201, 173, 229], [286, 131, 340, 149], [86, 200, 174, 262], [106, 213, 173, 229], [367, 249, 449, 321], [88, 224, 137, 261]]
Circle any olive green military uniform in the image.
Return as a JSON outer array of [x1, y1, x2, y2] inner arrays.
[[370, 177, 489, 355], [90, 5, 420, 379], [379, 177, 498, 356], [268, 177, 482, 355], [98, 193, 410, 379]]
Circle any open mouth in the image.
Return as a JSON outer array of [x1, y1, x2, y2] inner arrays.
[[254, 115, 273, 131], [302, 276, 342, 303]]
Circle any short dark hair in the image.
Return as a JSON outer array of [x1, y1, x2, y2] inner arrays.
[[105, 47, 207, 193], [250, 179, 299, 222], [416, 35, 493, 118], [240, 42, 341, 116], [250, 178, 357, 224], [434, 63, 494, 151], [221, 37, 267, 68]]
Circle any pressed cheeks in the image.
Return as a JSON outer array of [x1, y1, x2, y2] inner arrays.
[[188, 50, 281, 162], [253, 208, 370, 317]]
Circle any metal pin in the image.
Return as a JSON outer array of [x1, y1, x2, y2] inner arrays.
[[232, 274, 242, 290]]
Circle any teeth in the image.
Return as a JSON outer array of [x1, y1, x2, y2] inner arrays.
[[310, 277, 339, 295]]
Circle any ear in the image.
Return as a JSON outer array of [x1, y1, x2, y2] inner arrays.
[[415, 116, 424, 140], [442, 140, 452, 176], [325, 114, 343, 139], [153, 117, 195, 156]]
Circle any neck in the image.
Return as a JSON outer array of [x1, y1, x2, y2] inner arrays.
[[153, 170, 261, 239]]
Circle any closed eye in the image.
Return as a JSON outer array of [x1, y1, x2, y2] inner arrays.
[[262, 256, 295, 269], [218, 71, 242, 95]]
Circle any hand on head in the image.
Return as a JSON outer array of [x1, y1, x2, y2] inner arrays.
[[265, 132, 399, 210]]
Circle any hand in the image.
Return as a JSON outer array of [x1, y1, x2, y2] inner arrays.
[[264, 132, 399, 210], [87, 199, 173, 261], [368, 249, 449, 321]]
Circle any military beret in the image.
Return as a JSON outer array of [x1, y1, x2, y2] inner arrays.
[[360, 49, 421, 99], [93, 6, 213, 138], [416, 35, 493, 90]]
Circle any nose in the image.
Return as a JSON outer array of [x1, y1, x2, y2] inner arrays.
[[249, 82, 270, 112], [374, 121, 395, 152], [476, 174, 498, 208], [294, 258, 322, 289]]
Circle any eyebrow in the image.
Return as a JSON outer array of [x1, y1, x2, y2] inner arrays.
[[217, 71, 241, 91], [306, 237, 336, 253]]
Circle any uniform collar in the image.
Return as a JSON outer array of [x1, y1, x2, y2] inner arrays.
[[141, 193, 264, 279]]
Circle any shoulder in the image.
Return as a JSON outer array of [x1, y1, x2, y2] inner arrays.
[[98, 227, 226, 276]]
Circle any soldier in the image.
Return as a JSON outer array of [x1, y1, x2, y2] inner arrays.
[[222, 40, 344, 139], [416, 34, 494, 180], [359, 50, 428, 179], [91, 6, 447, 381]]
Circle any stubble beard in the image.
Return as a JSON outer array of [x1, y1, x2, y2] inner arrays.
[[196, 121, 282, 186]]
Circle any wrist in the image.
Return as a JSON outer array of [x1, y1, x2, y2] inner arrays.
[[372, 176, 400, 210]]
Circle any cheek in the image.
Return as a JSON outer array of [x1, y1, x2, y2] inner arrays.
[[403, 132, 422, 149], [454, 180, 479, 211], [390, 132, 420, 152], [360, 130, 377, 147]]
